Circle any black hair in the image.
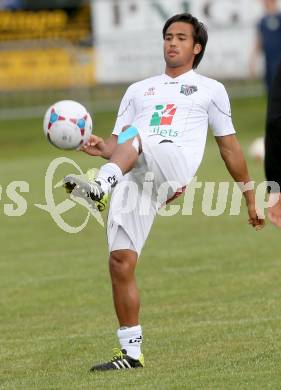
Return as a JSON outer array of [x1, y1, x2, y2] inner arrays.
[[162, 13, 208, 69]]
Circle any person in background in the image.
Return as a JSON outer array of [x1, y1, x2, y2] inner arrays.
[[265, 59, 281, 226], [250, 0, 281, 91], [0, 0, 22, 9]]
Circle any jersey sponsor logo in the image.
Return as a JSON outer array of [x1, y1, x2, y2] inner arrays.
[[149, 128, 178, 137], [180, 84, 198, 96], [149, 104, 178, 137], [150, 104, 177, 126], [144, 87, 155, 96]]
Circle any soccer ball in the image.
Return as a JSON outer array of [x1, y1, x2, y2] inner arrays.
[[248, 137, 265, 161], [43, 100, 92, 149]]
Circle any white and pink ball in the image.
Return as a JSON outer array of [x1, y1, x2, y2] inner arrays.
[[43, 100, 92, 150]]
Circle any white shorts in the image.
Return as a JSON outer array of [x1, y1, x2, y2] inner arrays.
[[107, 136, 194, 257]]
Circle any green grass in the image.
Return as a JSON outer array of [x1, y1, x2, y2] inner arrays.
[[1, 95, 281, 389]]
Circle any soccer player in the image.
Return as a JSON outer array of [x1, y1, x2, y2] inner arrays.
[[64, 13, 265, 371], [250, 0, 281, 91]]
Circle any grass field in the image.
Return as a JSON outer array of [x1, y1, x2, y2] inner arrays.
[[1, 95, 281, 389]]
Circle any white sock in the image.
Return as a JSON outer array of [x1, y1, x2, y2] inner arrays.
[[117, 325, 143, 360], [96, 163, 123, 193]]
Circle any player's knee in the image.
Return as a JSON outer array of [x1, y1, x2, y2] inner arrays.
[[118, 126, 141, 153], [109, 250, 136, 280]]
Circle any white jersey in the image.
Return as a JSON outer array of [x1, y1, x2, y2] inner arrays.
[[112, 69, 235, 172]]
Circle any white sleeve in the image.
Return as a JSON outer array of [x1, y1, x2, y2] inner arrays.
[[112, 86, 136, 136], [208, 82, 236, 136]]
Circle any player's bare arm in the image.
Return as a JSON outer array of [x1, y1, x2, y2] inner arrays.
[[215, 134, 265, 230], [80, 134, 118, 159]]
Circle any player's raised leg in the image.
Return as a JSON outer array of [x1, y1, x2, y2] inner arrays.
[[63, 126, 141, 211]]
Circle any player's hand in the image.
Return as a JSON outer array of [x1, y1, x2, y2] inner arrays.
[[247, 203, 265, 231], [79, 135, 106, 157], [268, 192, 281, 228]]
